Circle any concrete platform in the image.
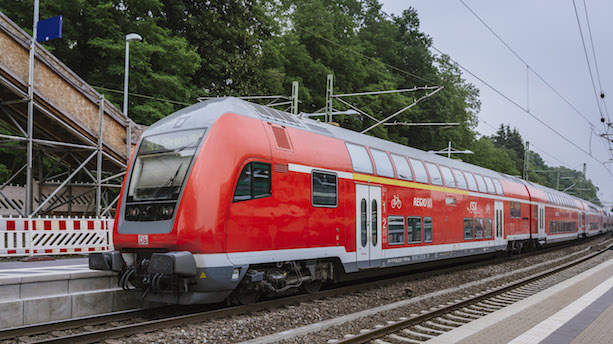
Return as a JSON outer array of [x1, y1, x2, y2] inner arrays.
[[427, 254, 613, 344], [0, 257, 149, 329]]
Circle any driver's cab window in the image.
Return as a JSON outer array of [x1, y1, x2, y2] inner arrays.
[[233, 162, 271, 202]]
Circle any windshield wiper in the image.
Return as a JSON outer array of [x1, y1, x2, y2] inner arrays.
[[149, 163, 184, 203]]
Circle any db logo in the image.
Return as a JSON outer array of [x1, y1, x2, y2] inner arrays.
[[391, 195, 402, 209], [138, 234, 149, 246]]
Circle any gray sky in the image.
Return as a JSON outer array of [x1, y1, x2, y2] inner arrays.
[[381, 0, 613, 206]]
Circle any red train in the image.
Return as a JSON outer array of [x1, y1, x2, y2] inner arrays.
[[89, 97, 612, 304]]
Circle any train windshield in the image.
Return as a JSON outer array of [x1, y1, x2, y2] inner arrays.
[[127, 128, 206, 202]]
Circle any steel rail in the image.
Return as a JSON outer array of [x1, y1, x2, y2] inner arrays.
[[3, 236, 607, 343], [334, 241, 613, 344]]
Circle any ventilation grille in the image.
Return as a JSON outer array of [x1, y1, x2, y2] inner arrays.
[[271, 126, 292, 150], [274, 164, 289, 173]]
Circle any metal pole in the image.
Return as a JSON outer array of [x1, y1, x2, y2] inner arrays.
[[523, 141, 530, 181], [291, 81, 299, 115], [26, 0, 40, 216], [97, 96, 104, 217], [447, 141, 452, 158], [124, 40, 132, 160], [556, 170, 560, 190], [325, 74, 333, 123], [123, 41, 130, 117]]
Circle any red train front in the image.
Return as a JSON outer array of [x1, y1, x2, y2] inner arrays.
[[89, 97, 611, 305]]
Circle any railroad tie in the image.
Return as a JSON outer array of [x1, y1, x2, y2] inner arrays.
[[425, 320, 456, 330], [402, 328, 435, 339], [388, 334, 424, 343]]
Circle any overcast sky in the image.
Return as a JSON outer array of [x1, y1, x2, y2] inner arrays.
[[381, 0, 613, 206]]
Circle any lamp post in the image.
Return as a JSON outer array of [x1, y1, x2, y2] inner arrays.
[[123, 33, 142, 116], [123, 33, 141, 158]]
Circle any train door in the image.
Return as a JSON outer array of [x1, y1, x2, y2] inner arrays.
[[537, 204, 545, 240], [578, 212, 585, 236], [356, 184, 382, 269], [494, 201, 505, 248]]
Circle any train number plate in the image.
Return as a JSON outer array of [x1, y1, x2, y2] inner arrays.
[[138, 234, 149, 246]]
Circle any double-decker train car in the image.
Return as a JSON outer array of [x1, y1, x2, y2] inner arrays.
[[89, 97, 611, 305]]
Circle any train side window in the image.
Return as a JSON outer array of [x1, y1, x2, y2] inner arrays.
[[391, 154, 413, 181], [233, 162, 271, 202], [361, 199, 367, 247], [424, 217, 433, 242], [484, 218, 493, 238], [425, 163, 443, 186], [464, 218, 474, 239], [312, 171, 337, 207], [452, 169, 468, 190], [370, 149, 394, 178], [407, 217, 422, 243], [387, 216, 405, 245], [346, 143, 374, 174], [409, 159, 429, 184], [492, 179, 504, 196], [483, 177, 496, 195], [515, 202, 521, 218], [475, 174, 488, 193], [475, 218, 484, 239], [510, 201, 516, 218], [465, 172, 478, 192], [439, 166, 456, 188]]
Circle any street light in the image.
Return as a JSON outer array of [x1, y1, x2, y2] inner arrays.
[[123, 33, 141, 158], [123, 33, 142, 116]]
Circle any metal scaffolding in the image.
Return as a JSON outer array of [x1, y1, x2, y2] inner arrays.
[[0, 11, 142, 218]]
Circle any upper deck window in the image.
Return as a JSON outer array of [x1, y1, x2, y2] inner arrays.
[[465, 172, 478, 192], [391, 154, 413, 181], [370, 149, 394, 178], [439, 166, 456, 188], [492, 179, 504, 196], [475, 174, 488, 193], [452, 169, 468, 190], [409, 159, 429, 184], [425, 163, 443, 186], [346, 143, 373, 174], [483, 176, 496, 195]]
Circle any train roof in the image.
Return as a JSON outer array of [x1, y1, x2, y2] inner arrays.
[[143, 97, 606, 212]]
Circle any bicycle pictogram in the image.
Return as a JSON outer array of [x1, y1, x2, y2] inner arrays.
[[391, 195, 402, 209]]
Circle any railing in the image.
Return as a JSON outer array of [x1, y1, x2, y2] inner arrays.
[[0, 216, 114, 256]]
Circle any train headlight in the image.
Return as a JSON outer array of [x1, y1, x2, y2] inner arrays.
[[126, 206, 140, 220], [159, 205, 174, 218]]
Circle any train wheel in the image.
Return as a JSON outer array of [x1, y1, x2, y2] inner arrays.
[[300, 279, 323, 294], [231, 288, 261, 305]]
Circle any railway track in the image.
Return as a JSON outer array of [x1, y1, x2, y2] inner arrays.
[[329, 242, 613, 344], [1, 236, 607, 344]]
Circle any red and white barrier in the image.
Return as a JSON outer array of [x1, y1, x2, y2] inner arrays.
[[0, 216, 114, 256]]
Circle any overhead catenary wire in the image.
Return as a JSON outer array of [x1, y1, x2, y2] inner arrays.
[[295, 25, 437, 85], [581, 0, 611, 123], [572, 0, 605, 124], [457, 0, 606, 137], [92, 86, 192, 106]]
